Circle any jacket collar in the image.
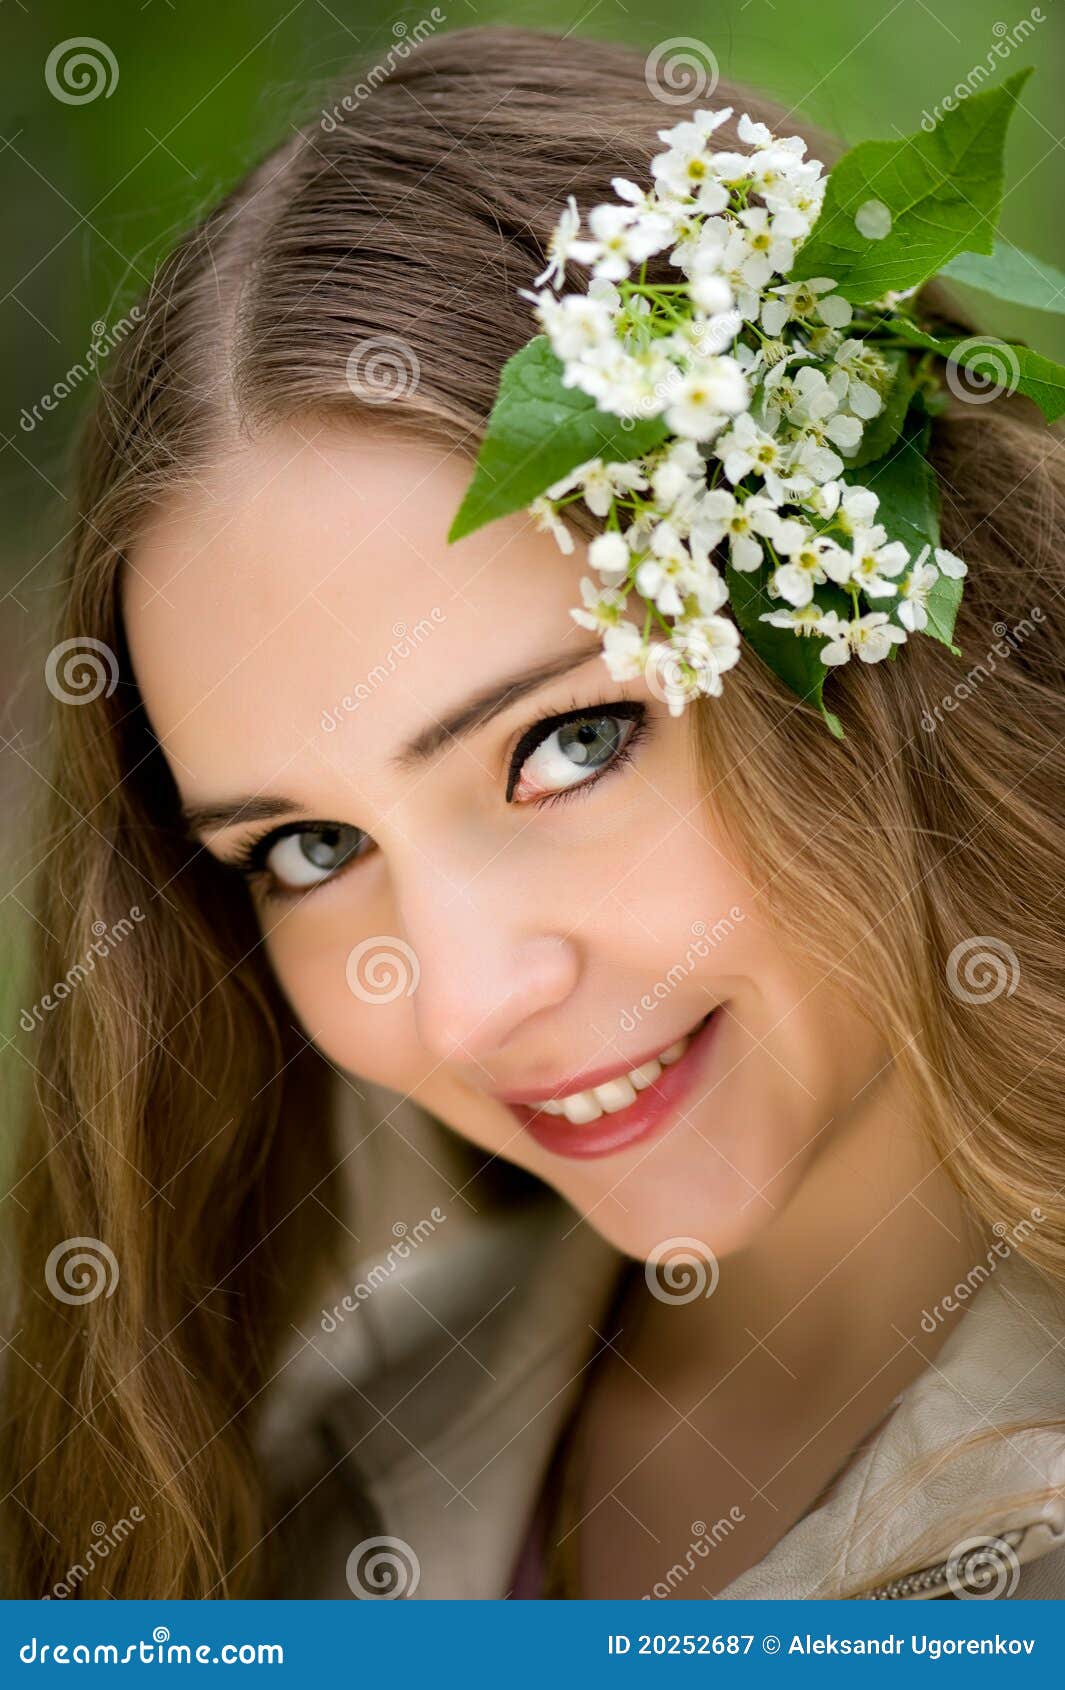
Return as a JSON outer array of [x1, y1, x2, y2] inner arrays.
[[257, 1079, 1065, 1599]]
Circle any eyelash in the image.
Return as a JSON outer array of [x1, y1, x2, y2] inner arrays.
[[230, 696, 650, 906]]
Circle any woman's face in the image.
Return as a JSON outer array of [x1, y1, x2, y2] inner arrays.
[[123, 417, 886, 1262]]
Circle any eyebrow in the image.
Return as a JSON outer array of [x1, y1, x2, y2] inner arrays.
[[180, 642, 604, 838]]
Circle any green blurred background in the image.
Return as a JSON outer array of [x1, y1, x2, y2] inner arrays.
[[2, 0, 1062, 1124]]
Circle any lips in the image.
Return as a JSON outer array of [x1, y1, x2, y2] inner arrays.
[[491, 1010, 715, 1108], [505, 1006, 723, 1161]]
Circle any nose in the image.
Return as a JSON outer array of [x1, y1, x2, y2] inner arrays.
[[394, 866, 580, 1071]]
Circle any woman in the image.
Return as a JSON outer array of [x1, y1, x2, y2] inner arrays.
[[3, 24, 1064, 1601]]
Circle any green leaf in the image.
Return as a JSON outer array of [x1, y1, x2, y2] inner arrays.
[[843, 407, 964, 655], [791, 69, 1032, 302], [888, 321, 1065, 422], [940, 238, 1065, 313], [447, 335, 671, 543], [847, 350, 914, 468], [726, 563, 848, 738]]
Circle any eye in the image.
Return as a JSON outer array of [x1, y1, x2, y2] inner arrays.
[[508, 702, 648, 805], [234, 822, 369, 900]]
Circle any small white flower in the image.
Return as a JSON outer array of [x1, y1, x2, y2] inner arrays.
[[663, 357, 748, 441], [547, 456, 649, 518], [836, 484, 880, 534], [689, 271, 734, 316], [761, 276, 853, 338], [770, 530, 848, 608], [934, 545, 967, 579], [566, 201, 676, 281], [715, 411, 786, 484], [896, 560, 940, 631], [824, 526, 909, 597], [829, 338, 889, 419], [534, 194, 583, 291], [600, 619, 650, 681], [635, 528, 690, 617], [649, 437, 707, 506], [587, 530, 632, 584], [818, 609, 907, 666], [786, 432, 845, 486], [758, 603, 830, 636], [736, 205, 799, 273], [695, 487, 779, 571], [529, 495, 575, 554], [570, 576, 631, 635], [535, 290, 617, 361], [784, 365, 863, 455]]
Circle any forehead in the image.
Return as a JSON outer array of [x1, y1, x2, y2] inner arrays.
[[121, 419, 591, 804]]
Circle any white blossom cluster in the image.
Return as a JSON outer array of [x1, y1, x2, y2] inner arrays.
[[519, 106, 967, 716]]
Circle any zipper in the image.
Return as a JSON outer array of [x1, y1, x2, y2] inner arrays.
[[862, 1527, 1027, 1600]]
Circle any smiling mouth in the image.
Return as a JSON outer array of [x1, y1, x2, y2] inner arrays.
[[525, 1009, 715, 1124]]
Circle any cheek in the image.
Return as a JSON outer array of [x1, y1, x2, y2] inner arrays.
[[260, 910, 421, 1087]]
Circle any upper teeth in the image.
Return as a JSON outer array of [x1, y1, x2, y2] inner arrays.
[[530, 1025, 699, 1124]]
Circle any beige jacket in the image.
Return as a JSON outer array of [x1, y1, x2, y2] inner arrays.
[[257, 1073, 1065, 1600]]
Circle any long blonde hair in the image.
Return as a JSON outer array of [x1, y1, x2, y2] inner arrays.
[[2, 24, 1063, 1599]]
